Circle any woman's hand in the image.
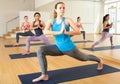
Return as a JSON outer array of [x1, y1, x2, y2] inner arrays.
[[38, 25, 44, 30], [33, 25, 39, 29], [59, 22, 65, 34], [110, 23, 113, 28], [63, 23, 67, 34], [62, 18, 80, 35]]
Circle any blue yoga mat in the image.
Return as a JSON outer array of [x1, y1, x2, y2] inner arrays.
[[5, 40, 93, 48], [5, 43, 44, 48], [9, 52, 37, 59], [74, 40, 93, 43], [18, 64, 120, 84], [84, 45, 120, 51]]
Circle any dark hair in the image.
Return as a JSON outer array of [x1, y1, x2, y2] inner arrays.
[[77, 17, 80, 19], [24, 16, 28, 18], [33, 12, 43, 27], [53, 2, 65, 18], [34, 12, 41, 17], [103, 14, 109, 23]]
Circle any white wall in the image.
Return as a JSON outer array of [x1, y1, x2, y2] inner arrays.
[[70, 1, 94, 33], [19, 11, 35, 25], [0, 17, 6, 36], [35, 0, 54, 8], [94, 2, 104, 33], [7, 18, 19, 32], [35, 0, 104, 33], [0, 0, 35, 36]]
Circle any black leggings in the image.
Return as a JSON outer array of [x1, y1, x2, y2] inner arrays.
[[81, 31, 86, 40], [16, 31, 34, 43]]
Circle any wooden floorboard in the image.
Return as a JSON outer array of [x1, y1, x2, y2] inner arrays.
[[0, 34, 120, 84]]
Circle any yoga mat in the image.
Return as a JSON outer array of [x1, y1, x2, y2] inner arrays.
[[5, 40, 93, 47], [18, 64, 120, 84], [84, 45, 120, 51], [5, 43, 44, 48], [9, 52, 37, 59], [74, 40, 93, 43]]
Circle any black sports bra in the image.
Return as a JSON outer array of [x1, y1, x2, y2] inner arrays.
[[33, 20, 43, 36]]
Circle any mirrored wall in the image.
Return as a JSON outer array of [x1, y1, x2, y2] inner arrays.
[[104, 0, 120, 34]]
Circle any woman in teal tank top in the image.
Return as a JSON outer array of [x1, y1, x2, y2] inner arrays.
[[32, 2, 103, 83], [52, 17, 75, 51]]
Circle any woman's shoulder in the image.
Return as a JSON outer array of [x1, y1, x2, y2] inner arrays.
[[64, 17, 75, 25], [21, 22, 25, 24], [103, 21, 108, 24], [40, 20, 45, 24], [104, 20, 108, 22], [47, 18, 55, 24], [65, 17, 73, 22]]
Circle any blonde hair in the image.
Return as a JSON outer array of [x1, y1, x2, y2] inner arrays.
[[53, 2, 65, 18]]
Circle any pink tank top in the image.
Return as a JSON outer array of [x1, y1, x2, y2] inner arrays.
[[76, 22, 82, 29], [21, 22, 30, 30]]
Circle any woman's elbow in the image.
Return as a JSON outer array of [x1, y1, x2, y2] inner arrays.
[[43, 30, 47, 35], [43, 30, 49, 35], [75, 31, 80, 35]]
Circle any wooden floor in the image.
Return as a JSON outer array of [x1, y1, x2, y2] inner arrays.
[[0, 34, 120, 84]]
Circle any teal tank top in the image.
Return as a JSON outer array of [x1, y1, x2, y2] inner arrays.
[[52, 17, 75, 51]]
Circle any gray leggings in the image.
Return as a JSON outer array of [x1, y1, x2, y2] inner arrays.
[[37, 45, 100, 74]]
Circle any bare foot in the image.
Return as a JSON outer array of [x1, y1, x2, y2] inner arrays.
[[91, 45, 95, 51], [22, 51, 30, 55], [83, 39, 87, 42], [111, 44, 114, 48], [32, 75, 49, 83], [97, 59, 103, 70], [91, 45, 94, 48], [13, 43, 19, 47]]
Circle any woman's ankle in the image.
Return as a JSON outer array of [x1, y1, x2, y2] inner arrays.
[[42, 74, 48, 77], [22, 51, 30, 55], [97, 59, 103, 70], [91, 45, 94, 48]]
